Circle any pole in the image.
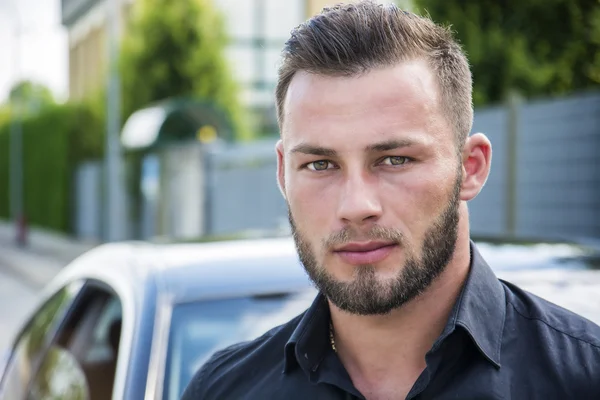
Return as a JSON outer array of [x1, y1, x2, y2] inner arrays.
[[105, 0, 125, 241], [254, 0, 265, 89], [505, 90, 521, 238], [6, 6, 26, 246]]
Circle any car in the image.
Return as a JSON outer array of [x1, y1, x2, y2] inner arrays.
[[0, 238, 315, 400], [0, 236, 599, 400]]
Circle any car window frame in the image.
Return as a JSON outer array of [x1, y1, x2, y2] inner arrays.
[[145, 292, 173, 400], [24, 279, 126, 400], [0, 280, 85, 396]]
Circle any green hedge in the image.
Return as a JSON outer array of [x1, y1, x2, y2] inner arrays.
[[0, 102, 104, 234]]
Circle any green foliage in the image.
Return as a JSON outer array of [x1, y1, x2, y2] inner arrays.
[[8, 80, 55, 111], [0, 102, 104, 233], [414, 0, 600, 105], [120, 0, 250, 140], [0, 107, 11, 130]]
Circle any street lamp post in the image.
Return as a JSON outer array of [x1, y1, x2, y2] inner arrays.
[[105, 0, 126, 242], [2, 1, 26, 246]]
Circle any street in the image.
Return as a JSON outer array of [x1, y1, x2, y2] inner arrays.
[[0, 262, 37, 352]]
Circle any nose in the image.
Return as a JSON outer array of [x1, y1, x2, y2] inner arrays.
[[336, 171, 383, 225]]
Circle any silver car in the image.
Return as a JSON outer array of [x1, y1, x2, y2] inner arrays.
[[0, 236, 598, 400], [0, 238, 314, 400]]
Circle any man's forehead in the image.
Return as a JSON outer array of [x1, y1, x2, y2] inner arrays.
[[281, 60, 444, 146], [285, 59, 437, 103]]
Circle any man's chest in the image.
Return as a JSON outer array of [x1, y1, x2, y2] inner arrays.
[[212, 367, 506, 400], [216, 363, 581, 400]]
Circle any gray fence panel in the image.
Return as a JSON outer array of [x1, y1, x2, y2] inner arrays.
[[468, 106, 509, 237], [74, 161, 102, 241], [516, 94, 600, 239], [207, 140, 287, 235]]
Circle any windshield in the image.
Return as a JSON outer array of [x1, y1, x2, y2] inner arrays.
[[162, 290, 316, 400]]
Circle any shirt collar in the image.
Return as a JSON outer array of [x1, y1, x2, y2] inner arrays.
[[284, 293, 331, 374], [283, 240, 506, 374], [453, 240, 506, 368]]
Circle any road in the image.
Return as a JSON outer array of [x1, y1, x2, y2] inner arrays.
[[0, 263, 38, 352]]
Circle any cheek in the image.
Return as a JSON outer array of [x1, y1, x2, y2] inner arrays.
[[287, 176, 338, 229], [381, 167, 451, 227]]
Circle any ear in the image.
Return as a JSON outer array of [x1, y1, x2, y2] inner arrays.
[[276, 140, 287, 200], [460, 133, 492, 201]]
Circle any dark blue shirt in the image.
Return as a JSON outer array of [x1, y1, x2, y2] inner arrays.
[[181, 243, 600, 399]]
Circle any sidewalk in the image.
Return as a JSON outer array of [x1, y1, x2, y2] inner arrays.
[[0, 221, 98, 289]]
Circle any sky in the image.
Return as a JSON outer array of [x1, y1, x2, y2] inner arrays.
[[0, 0, 68, 102]]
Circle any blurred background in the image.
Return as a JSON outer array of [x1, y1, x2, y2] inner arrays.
[[0, 0, 599, 370]]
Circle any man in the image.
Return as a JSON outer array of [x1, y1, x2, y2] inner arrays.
[[182, 2, 600, 399]]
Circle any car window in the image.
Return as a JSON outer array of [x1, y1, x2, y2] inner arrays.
[[34, 285, 124, 400], [0, 284, 81, 400], [28, 345, 90, 400], [162, 290, 316, 400]]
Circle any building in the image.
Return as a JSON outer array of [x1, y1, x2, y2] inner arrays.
[[60, 0, 383, 134]]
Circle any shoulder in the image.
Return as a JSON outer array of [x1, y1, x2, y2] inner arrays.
[[501, 279, 600, 347], [500, 279, 600, 385], [181, 312, 304, 400]]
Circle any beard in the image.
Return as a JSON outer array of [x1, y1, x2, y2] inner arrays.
[[289, 173, 462, 316]]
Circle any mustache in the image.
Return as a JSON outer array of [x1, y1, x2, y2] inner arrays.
[[323, 225, 404, 248]]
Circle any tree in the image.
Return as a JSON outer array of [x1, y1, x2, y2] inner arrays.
[[413, 0, 600, 106], [120, 0, 248, 139], [8, 80, 55, 111]]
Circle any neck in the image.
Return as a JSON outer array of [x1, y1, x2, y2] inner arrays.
[[328, 220, 472, 388]]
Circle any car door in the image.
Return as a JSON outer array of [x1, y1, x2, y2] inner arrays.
[[25, 281, 125, 400], [0, 281, 83, 400]]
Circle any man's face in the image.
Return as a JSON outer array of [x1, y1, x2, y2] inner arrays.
[[277, 60, 464, 315]]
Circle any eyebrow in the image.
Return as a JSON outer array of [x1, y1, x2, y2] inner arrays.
[[290, 139, 419, 157], [290, 144, 337, 157], [366, 139, 418, 152]]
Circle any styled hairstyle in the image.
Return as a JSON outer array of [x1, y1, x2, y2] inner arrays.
[[275, 1, 473, 147]]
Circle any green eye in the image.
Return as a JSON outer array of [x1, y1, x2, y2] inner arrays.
[[309, 161, 330, 171], [385, 156, 408, 166]]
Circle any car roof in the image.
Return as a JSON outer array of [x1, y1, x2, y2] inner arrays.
[[49, 235, 599, 307], [152, 237, 312, 303], [52, 237, 312, 305]]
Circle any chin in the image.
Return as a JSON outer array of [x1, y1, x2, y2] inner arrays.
[[339, 260, 403, 280], [372, 268, 403, 281]]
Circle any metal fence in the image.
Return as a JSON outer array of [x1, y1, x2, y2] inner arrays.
[[204, 140, 288, 236], [469, 92, 600, 240], [74, 161, 103, 241]]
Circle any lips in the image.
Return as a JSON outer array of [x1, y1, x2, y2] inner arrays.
[[333, 241, 397, 265]]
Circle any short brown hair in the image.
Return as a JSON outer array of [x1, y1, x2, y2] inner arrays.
[[275, 1, 473, 147]]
